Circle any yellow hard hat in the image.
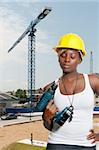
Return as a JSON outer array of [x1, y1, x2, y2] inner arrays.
[[54, 33, 87, 57]]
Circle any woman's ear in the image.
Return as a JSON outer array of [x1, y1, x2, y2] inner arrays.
[[78, 51, 83, 64], [78, 58, 82, 64]]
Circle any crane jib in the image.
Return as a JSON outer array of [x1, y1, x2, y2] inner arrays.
[[8, 7, 52, 53]]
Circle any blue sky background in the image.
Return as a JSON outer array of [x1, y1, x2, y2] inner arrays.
[[0, 0, 99, 92]]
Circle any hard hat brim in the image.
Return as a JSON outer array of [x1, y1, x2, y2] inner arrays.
[[53, 46, 86, 56]]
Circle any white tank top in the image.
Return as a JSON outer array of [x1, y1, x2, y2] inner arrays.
[[48, 74, 95, 147]]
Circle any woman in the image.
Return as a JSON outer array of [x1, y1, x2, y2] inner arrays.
[[42, 33, 99, 150]]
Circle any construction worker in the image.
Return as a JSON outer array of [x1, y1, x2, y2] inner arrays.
[[42, 33, 99, 150]]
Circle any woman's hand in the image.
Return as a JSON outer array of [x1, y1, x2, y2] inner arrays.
[[42, 99, 59, 130], [43, 99, 59, 122], [87, 129, 99, 143]]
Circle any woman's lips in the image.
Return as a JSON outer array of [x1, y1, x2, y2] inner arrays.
[[63, 65, 70, 69]]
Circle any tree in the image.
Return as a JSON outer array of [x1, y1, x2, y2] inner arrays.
[[15, 89, 27, 98]]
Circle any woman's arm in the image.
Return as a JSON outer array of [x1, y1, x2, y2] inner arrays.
[[89, 73, 99, 96]]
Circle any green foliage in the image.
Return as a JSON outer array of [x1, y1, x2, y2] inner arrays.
[[15, 89, 27, 99], [2, 143, 46, 150]]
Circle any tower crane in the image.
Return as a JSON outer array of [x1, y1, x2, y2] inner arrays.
[[8, 7, 52, 102]]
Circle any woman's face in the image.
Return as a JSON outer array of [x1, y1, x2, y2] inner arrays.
[[58, 49, 81, 74]]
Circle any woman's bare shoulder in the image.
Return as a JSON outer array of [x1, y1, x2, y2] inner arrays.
[[43, 83, 52, 91], [88, 73, 99, 95], [88, 73, 99, 80]]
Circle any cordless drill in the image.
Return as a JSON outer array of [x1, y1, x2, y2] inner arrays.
[[34, 81, 58, 112], [53, 105, 74, 127]]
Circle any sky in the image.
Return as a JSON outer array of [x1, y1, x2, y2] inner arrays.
[[0, 0, 99, 92]]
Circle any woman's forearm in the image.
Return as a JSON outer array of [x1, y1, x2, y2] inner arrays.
[[42, 114, 53, 131]]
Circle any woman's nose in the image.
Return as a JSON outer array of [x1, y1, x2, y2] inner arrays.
[[64, 54, 70, 62]]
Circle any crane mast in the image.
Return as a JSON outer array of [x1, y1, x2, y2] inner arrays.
[[8, 7, 52, 102], [28, 28, 36, 100]]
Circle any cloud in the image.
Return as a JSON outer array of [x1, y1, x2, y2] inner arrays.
[[0, 5, 27, 62], [0, 79, 27, 92]]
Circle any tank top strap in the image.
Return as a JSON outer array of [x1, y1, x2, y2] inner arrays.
[[83, 74, 91, 89]]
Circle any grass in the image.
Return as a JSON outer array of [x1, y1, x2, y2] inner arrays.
[[2, 143, 46, 150]]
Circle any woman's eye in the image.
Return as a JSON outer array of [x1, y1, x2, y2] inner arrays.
[[60, 52, 77, 59], [60, 53, 66, 58], [71, 54, 76, 59]]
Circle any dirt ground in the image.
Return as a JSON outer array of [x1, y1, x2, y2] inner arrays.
[[0, 120, 49, 150], [0, 116, 99, 150]]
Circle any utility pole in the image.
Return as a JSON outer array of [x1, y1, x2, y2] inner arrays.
[[90, 51, 93, 73]]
